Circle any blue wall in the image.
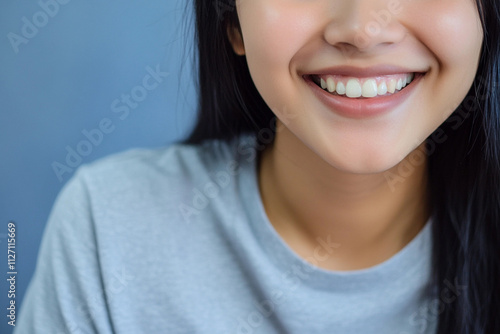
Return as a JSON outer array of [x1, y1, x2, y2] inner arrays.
[[0, 1, 197, 332]]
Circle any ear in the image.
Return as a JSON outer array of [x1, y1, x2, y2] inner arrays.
[[226, 24, 245, 56]]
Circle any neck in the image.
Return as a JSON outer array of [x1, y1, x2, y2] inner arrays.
[[258, 126, 431, 271]]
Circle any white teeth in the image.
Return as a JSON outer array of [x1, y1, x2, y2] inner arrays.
[[387, 79, 397, 94], [336, 82, 346, 95], [396, 78, 403, 90], [326, 77, 336, 93], [362, 79, 378, 98], [315, 73, 415, 98], [406, 73, 414, 84], [346, 79, 362, 98], [377, 82, 387, 95]]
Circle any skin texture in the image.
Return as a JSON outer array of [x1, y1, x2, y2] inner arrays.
[[228, 0, 483, 270]]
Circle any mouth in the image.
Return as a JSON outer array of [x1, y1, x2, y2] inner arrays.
[[305, 72, 424, 99], [303, 71, 426, 118]]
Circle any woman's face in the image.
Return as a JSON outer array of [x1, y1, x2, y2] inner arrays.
[[229, 0, 483, 173]]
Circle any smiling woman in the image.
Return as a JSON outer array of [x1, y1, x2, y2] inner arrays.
[[227, 0, 482, 173], [14, 0, 500, 333], [222, 0, 483, 274]]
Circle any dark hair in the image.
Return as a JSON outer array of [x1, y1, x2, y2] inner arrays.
[[184, 0, 274, 143], [185, 0, 500, 332]]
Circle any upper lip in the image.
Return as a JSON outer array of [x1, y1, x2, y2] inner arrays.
[[303, 65, 427, 77]]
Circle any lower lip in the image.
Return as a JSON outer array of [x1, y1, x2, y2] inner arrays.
[[304, 74, 423, 119]]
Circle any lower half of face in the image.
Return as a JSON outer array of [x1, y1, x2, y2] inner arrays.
[[235, 0, 483, 174]]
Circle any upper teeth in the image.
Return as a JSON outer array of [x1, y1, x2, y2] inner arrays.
[[318, 73, 415, 98]]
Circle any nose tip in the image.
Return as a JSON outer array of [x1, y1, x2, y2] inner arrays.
[[324, 1, 406, 54]]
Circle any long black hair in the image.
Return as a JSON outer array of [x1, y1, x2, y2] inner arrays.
[[184, 0, 500, 332]]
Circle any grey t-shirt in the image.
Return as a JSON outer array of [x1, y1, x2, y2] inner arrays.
[[15, 135, 439, 334]]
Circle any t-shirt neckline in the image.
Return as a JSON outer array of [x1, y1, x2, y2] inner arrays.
[[236, 135, 434, 291]]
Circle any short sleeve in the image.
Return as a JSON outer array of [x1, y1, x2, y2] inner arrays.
[[14, 167, 114, 334]]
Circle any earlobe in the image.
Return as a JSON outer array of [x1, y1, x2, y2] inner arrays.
[[227, 25, 246, 56]]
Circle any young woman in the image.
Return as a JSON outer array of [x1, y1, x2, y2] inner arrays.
[[16, 0, 499, 333]]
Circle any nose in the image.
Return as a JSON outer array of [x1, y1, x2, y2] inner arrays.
[[323, 0, 407, 54]]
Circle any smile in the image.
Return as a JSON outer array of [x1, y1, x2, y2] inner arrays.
[[303, 70, 425, 119], [311, 73, 415, 98]]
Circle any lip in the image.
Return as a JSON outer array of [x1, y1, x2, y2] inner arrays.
[[304, 65, 424, 78], [303, 72, 424, 119]]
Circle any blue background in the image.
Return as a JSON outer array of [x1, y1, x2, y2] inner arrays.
[[0, 1, 197, 332]]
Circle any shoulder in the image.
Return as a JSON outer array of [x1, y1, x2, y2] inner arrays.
[[70, 134, 259, 220], [78, 134, 256, 187]]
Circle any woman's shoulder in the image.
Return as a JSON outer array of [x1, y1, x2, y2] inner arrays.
[[81, 135, 251, 180], [69, 134, 259, 210]]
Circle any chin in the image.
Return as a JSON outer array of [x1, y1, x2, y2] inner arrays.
[[322, 146, 413, 175], [333, 160, 401, 175]]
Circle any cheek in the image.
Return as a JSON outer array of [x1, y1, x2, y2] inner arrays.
[[403, 0, 483, 121], [238, 0, 314, 114], [404, 0, 483, 67], [237, 0, 318, 92]]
